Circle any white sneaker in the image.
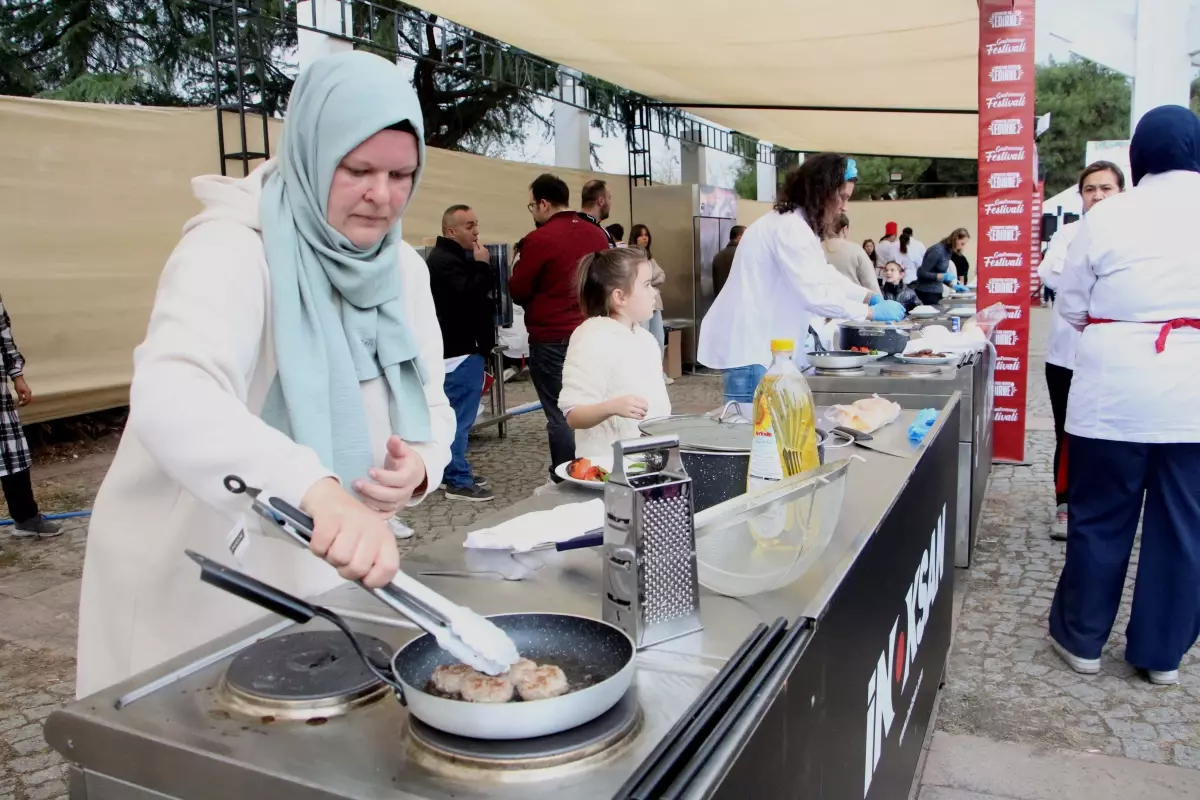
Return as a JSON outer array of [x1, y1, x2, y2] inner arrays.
[[1051, 639, 1100, 674], [1146, 669, 1180, 686], [1051, 504, 1068, 541], [663, 373, 675, 385]]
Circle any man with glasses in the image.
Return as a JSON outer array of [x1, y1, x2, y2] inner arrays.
[[509, 174, 610, 480]]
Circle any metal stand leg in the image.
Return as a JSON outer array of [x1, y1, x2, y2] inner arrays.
[[493, 347, 507, 439]]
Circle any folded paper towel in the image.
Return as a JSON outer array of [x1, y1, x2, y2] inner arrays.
[[464, 499, 605, 552]]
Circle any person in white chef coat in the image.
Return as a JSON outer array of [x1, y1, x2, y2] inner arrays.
[[1036, 160, 1125, 541], [75, 52, 456, 699], [697, 154, 905, 404], [1048, 105, 1200, 687]]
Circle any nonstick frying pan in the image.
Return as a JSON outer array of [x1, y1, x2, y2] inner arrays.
[[186, 551, 636, 740]]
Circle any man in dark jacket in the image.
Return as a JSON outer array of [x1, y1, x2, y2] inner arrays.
[[712, 225, 744, 296], [509, 174, 610, 478], [915, 228, 971, 307], [426, 204, 497, 502]]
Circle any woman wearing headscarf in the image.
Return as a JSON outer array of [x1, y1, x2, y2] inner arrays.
[[75, 52, 455, 698], [1048, 105, 1200, 686]]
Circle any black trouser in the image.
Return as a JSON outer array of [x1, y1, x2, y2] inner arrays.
[[1045, 362, 1073, 506], [528, 342, 575, 479], [1050, 437, 1200, 671], [1, 468, 38, 523], [915, 288, 944, 307]]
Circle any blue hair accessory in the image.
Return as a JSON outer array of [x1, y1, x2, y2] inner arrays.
[[845, 158, 858, 181]]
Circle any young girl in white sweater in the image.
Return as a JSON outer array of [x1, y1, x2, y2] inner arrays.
[[559, 247, 671, 460]]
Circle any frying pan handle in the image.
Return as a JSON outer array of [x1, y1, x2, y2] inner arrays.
[[186, 550, 317, 624], [808, 325, 828, 353], [186, 551, 408, 700]]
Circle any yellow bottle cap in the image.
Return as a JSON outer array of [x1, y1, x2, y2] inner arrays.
[[770, 339, 795, 352]]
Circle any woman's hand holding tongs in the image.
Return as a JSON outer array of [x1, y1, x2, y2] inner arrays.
[[301, 477, 400, 588]]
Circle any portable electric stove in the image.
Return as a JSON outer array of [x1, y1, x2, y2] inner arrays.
[[47, 586, 718, 800]]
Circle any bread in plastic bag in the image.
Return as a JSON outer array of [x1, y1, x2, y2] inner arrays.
[[824, 394, 902, 434]]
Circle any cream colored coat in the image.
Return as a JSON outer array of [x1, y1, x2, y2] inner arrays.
[[76, 163, 455, 698], [559, 316, 672, 459]]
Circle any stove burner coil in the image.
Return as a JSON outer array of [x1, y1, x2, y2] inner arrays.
[[217, 630, 392, 720], [408, 691, 642, 776]]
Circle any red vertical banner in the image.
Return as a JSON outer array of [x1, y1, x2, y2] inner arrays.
[[977, 0, 1036, 463]]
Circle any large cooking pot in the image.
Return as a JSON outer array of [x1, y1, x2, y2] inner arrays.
[[640, 405, 827, 512], [837, 319, 919, 354]]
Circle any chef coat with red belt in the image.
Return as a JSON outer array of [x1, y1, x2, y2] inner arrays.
[[1057, 170, 1200, 443]]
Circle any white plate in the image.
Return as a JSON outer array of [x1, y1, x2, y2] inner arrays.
[[896, 353, 959, 365], [553, 455, 649, 490], [948, 307, 977, 317], [908, 308, 940, 319], [553, 456, 611, 490]]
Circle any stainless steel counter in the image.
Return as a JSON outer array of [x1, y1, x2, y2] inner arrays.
[[806, 348, 994, 568], [46, 406, 960, 800]]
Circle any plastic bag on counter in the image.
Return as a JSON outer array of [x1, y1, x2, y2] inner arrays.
[[908, 408, 939, 443], [824, 394, 901, 434]]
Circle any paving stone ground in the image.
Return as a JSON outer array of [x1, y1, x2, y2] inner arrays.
[[935, 308, 1200, 770], [0, 308, 1196, 800]]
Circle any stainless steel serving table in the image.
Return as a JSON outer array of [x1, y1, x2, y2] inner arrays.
[[46, 406, 962, 800]]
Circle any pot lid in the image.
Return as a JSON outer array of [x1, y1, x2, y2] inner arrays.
[[639, 411, 752, 453], [839, 319, 918, 330]]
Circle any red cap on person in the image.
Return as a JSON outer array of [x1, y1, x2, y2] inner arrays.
[[885, 221, 898, 237]]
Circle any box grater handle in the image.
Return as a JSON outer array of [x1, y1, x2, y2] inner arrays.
[[611, 435, 686, 484]]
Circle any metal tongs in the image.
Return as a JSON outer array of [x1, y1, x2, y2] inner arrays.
[[220, 475, 519, 675]]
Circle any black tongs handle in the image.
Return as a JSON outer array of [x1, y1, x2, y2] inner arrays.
[[225, 474, 316, 543]]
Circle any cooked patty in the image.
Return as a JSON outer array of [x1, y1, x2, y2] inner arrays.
[[514, 664, 569, 701], [431, 664, 478, 696], [506, 658, 537, 683], [460, 673, 515, 703]]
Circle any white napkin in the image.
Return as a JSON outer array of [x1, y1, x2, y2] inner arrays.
[[905, 327, 987, 353], [464, 499, 605, 552]]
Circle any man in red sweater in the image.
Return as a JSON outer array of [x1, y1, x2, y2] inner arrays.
[[509, 174, 611, 479]]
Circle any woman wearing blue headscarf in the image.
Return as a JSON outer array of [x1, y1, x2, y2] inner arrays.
[[75, 52, 456, 698], [1049, 105, 1200, 686]]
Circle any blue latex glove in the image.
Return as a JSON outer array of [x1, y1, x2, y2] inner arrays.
[[908, 408, 939, 444], [871, 299, 906, 323], [942, 272, 956, 284], [869, 293, 883, 306], [953, 283, 969, 294]]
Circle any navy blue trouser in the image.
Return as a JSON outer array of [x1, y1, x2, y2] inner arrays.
[[1049, 435, 1200, 672]]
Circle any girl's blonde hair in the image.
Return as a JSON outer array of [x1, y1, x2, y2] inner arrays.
[[577, 247, 649, 317]]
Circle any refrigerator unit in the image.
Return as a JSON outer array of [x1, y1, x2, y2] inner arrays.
[[631, 184, 738, 370]]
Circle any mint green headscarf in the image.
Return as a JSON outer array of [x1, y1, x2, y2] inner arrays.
[[259, 50, 432, 486]]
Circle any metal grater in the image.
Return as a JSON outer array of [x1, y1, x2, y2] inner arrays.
[[602, 435, 703, 649]]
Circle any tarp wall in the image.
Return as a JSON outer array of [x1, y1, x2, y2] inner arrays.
[[0, 96, 629, 422]]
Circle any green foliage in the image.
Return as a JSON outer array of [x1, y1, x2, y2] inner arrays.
[[1035, 59, 1131, 195], [0, 0, 624, 158], [733, 159, 757, 200], [851, 156, 977, 200]]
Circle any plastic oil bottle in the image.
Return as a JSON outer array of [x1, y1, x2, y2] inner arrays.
[[746, 339, 821, 546]]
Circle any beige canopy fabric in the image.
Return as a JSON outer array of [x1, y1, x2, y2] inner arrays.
[[409, 0, 981, 158], [0, 96, 629, 422]]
